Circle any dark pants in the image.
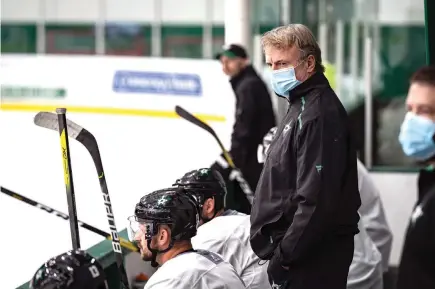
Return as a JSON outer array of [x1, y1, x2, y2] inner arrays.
[[284, 235, 355, 289], [227, 179, 252, 214]]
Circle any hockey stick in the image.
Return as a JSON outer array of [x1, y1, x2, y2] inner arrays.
[[0, 186, 138, 252], [56, 108, 81, 250], [34, 111, 130, 289], [175, 105, 254, 204]]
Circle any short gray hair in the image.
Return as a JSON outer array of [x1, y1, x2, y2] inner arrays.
[[261, 24, 325, 73]]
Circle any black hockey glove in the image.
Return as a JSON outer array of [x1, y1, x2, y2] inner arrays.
[[210, 153, 232, 179], [267, 247, 290, 289]]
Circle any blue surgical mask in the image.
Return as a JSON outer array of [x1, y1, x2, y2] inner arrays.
[[398, 112, 435, 161], [271, 67, 302, 98]]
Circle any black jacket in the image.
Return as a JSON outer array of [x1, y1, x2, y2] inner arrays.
[[397, 166, 435, 289], [229, 66, 275, 191], [250, 72, 361, 287]]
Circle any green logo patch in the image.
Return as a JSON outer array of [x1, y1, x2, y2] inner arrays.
[[1, 85, 67, 99]]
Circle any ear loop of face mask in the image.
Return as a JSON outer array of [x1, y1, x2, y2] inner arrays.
[[289, 50, 311, 78], [287, 60, 305, 72]]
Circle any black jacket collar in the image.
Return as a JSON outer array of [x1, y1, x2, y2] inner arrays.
[[285, 72, 330, 103], [418, 165, 435, 201]]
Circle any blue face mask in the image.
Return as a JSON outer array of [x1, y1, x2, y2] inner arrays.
[[271, 67, 302, 98], [398, 112, 435, 161]]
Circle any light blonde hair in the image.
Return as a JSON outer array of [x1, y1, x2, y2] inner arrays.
[[261, 24, 325, 73]]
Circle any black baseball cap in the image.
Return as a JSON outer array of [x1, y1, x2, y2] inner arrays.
[[215, 44, 248, 60]]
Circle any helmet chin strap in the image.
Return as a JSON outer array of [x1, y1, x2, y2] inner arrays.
[[199, 196, 221, 224], [147, 239, 175, 268], [200, 210, 218, 224]]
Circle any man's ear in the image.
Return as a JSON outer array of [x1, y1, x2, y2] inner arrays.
[[306, 55, 316, 73], [157, 225, 171, 247], [203, 198, 215, 215]]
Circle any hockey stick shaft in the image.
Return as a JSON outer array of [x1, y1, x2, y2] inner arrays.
[[174, 105, 254, 204], [34, 111, 130, 289], [56, 108, 81, 250], [77, 131, 130, 289], [0, 186, 137, 252]]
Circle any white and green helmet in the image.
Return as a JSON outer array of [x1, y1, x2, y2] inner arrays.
[[257, 126, 278, 164]]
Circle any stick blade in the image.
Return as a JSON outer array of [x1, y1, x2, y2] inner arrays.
[[175, 105, 215, 136], [34, 111, 83, 139]]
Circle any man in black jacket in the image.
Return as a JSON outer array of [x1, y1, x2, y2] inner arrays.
[[212, 44, 276, 214], [397, 65, 435, 289], [249, 24, 361, 289]]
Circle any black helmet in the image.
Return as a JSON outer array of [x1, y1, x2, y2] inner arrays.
[[130, 187, 199, 267], [29, 249, 107, 289], [134, 187, 199, 241], [173, 168, 227, 208]]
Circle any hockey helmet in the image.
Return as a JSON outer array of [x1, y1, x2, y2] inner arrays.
[[257, 126, 277, 163], [128, 187, 199, 267], [29, 249, 107, 289], [129, 187, 199, 243], [173, 168, 227, 207]]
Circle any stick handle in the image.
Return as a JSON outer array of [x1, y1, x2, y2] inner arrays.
[[56, 108, 81, 250], [0, 186, 138, 252]]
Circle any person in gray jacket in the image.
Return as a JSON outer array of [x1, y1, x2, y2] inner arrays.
[[356, 159, 393, 274]]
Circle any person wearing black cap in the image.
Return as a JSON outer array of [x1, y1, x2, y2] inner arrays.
[[212, 44, 276, 214]]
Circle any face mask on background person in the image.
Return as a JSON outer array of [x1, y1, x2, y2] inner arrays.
[[271, 62, 303, 98], [398, 112, 435, 161]]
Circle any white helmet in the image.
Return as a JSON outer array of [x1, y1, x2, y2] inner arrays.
[[257, 126, 277, 163]]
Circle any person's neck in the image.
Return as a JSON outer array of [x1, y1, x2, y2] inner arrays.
[[287, 71, 328, 102], [213, 208, 225, 218], [230, 64, 250, 80], [300, 71, 316, 82], [157, 241, 193, 265]]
